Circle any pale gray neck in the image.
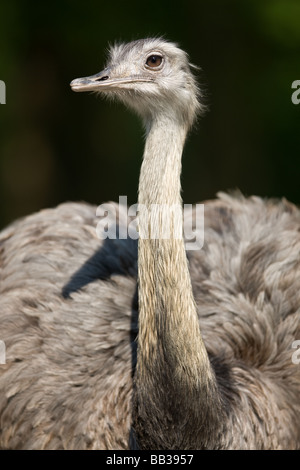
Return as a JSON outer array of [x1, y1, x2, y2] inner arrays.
[[134, 115, 224, 449], [138, 116, 187, 207], [137, 115, 208, 372]]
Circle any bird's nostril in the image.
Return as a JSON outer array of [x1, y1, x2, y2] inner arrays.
[[96, 76, 109, 82]]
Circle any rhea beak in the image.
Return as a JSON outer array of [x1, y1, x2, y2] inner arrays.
[[70, 68, 153, 92], [70, 68, 113, 92]]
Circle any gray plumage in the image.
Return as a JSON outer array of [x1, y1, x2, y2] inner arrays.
[[0, 38, 299, 449]]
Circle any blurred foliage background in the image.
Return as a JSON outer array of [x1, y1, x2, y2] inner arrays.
[[0, 0, 299, 228]]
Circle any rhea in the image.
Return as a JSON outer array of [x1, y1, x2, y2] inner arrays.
[[0, 38, 299, 450]]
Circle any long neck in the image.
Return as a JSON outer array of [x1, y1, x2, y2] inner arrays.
[[133, 116, 225, 449]]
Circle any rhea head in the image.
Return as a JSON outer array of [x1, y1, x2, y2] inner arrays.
[[70, 38, 201, 129]]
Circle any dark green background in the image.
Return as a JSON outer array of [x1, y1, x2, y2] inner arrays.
[[0, 0, 299, 228]]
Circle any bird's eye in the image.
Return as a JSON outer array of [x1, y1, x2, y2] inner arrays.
[[146, 55, 163, 69]]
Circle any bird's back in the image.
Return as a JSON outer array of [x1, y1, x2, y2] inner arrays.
[[0, 202, 138, 449], [0, 193, 299, 449], [188, 192, 300, 448]]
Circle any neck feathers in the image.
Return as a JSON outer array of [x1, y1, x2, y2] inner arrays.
[[134, 116, 224, 449]]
